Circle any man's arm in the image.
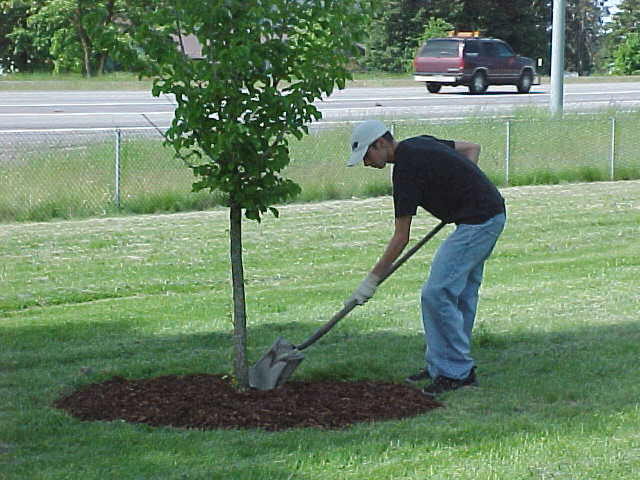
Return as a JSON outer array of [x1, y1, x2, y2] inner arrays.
[[346, 215, 413, 305], [371, 215, 413, 278], [454, 141, 481, 164]]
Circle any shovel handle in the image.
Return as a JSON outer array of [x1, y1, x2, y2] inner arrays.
[[296, 221, 446, 351]]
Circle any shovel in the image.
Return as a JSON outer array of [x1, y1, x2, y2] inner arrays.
[[248, 221, 447, 390]]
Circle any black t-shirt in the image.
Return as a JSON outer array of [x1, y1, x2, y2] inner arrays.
[[392, 135, 505, 224]]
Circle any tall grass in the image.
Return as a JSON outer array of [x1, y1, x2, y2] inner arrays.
[[1, 109, 639, 223]]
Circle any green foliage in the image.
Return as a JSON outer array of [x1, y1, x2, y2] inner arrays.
[[130, 0, 373, 222], [595, 0, 640, 72], [6, 0, 143, 76], [417, 17, 454, 45], [565, 0, 606, 75], [0, 0, 51, 72], [607, 0, 640, 43], [364, 0, 438, 72], [612, 32, 640, 75]]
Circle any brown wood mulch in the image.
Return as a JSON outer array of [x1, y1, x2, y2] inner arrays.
[[55, 374, 442, 432]]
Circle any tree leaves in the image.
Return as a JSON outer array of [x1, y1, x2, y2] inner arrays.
[[129, 0, 373, 222], [612, 32, 640, 74]]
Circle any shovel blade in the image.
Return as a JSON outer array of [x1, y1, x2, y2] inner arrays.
[[249, 337, 305, 390]]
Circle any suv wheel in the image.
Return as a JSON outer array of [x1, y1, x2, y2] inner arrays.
[[517, 71, 533, 93], [469, 72, 488, 95], [426, 83, 442, 94]]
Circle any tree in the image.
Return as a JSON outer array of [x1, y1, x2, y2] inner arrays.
[[364, 0, 439, 72], [565, 0, 605, 75], [597, 0, 640, 72], [612, 32, 640, 74], [127, 0, 374, 389], [22, 0, 143, 76], [418, 17, 454, 46], [608, 0, 640, 41], [0, 0, 51, 72]]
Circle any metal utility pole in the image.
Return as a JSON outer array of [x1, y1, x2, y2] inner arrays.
[[551, 0, 566, 116]]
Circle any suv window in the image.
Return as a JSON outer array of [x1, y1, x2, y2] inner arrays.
[[491, 42, 515, 57], [418, 39, 460, 58], [463, 40, 480, 56], [478, 41, 493, 56]]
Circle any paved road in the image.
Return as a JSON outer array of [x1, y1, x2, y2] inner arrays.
[[1, 81, 639, 131]]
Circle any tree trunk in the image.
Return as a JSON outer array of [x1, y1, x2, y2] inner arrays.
[[98, 53, 107, 76], [73, 7, 92, 78], [229, 202, 249, 389]]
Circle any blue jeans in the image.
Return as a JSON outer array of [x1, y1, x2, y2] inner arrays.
[[421, 213, 506, 380]]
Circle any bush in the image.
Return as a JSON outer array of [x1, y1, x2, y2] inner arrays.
[[613, 33, 640, 75]]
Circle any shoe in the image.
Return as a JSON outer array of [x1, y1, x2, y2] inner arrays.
[[422, 367, 477, 397], [405, 369, 431, 384]]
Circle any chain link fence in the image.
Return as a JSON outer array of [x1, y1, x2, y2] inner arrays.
[[1, 114, 639, 222]]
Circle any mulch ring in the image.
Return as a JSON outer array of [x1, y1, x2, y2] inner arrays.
[[55, 374, 442, 432]]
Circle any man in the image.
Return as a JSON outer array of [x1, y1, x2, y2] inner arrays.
[[346, 119, 506, 397]]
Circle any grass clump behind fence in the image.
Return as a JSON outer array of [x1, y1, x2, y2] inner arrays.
[[1, 110, 639, 223]]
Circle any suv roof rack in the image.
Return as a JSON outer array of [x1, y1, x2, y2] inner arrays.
[[447, 31, 481, 38]]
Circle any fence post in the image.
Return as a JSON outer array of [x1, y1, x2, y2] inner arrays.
[[504, 120, 511, 185], [609, 117, 616, 181], [114, 128, 121, 208]]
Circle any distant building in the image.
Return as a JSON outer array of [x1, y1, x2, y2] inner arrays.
[[172, 34, 204, 59]]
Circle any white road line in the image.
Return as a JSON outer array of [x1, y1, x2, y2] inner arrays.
[[0, 102, 176, 108], [1, 90, 638, 108], [0, 126, 171, 133], [0, 111, 172, 117]]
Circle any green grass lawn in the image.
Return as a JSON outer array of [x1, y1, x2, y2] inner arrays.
[[1, 180, 639, 479]]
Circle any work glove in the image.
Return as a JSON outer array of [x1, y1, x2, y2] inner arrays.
[[346, 273, 381, 306]]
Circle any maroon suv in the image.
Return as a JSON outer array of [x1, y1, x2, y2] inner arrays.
[[413, 37, 539, 94]]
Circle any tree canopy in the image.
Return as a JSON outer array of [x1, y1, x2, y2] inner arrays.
[[612, 32, 640, 74], [2, 0, 143, 76]]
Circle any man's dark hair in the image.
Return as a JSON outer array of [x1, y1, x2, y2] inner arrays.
[[382, 131, 394, 142]]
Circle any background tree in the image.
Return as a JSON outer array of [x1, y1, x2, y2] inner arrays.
[[0, 0, 51, 72], [565, 0, 605, 75], [21, 0, 143, 76], [607, 0, 640, 40], [597, 0, 640, 70], [127, 0, 374, 388], [364, 0, 446, 72], [417, 17, 455, 46], [612, 32, 640, 74]]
